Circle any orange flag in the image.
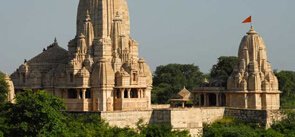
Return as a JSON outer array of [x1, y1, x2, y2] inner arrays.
[[242, 16, 252, 23]]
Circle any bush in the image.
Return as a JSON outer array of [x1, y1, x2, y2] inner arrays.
[[203, 117, 264, 137]]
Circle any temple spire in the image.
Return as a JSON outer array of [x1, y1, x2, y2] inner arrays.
[[77, 0, 131, 38]]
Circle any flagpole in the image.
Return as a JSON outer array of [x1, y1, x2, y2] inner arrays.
[[250, 15, 253, 28]]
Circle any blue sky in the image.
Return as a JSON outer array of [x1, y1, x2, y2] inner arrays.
[[0, 0, 294, 74]]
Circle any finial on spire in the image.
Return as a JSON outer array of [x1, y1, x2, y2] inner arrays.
[[247, 26, 257, 35], [85, 10, 91, 22], [86, 10, 90, 16], [54, 37, 58, 43]]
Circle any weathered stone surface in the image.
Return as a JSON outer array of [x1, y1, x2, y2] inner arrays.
[[11, 0, 152, 112], [101, 107, 225, 137], [224, 108, 282, 128], [6, 1, 283, 137], [226, 27, 280, 110]]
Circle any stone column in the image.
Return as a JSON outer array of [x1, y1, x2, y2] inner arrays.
[[198, 94, 202, 107], [139, 89, 142, 98], [142, 89, 146, 98], [82, 89, 86, 99], [204, 93, 207, 106], [77, 89, 80, 99], [128, 89, 131, 98], [216, 93, 219, 106], [244, 93, 248, 109], [121, 89, 124, 99], [182, 102, 185, 108]]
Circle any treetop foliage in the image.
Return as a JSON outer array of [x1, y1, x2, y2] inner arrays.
[[0, 90, 189, 137], [152, 64, 204, 104], [0, 71, 8, 103], [274, 71, 295, 109], [1, 90, 67, 136], [210, 56, 238, 87], [204, 111, 295, 137]]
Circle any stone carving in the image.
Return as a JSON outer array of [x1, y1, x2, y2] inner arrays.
[[227, 27, 280, 110], [11, 0, 152, 112]]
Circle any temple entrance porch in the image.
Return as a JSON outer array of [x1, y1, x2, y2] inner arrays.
[[113, 88, 148, 111]]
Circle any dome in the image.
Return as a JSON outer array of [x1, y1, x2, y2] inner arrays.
[[238, 26, 268, 62], [28, 41, 68, 64], [175, 87, 191, 100]]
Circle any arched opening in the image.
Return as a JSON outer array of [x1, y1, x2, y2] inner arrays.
[[130, 88, 138, 98], [200, 94, 204, 106], [124, 89, 128, 98], [86, 89, 91, 99], [208, 93, 217, 106], [115, 89, 121, 99], [68, 89, 77, 99]]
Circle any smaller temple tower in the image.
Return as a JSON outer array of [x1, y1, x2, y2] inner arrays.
[[227, 27, 280, 110]]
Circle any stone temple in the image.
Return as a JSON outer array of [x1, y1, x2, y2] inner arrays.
[[7, 0, 282, 136], [226, 27, 280, 110], [11, 0, 152, 112], [191, 27, 280, 110]]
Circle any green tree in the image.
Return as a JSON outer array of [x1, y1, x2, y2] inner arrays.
[[210, 56, 238, 87], [65, 115, 190, 137], [152, 64, 204, 104], [1, 90, 67, 137], [203, 117, 265, 137], [65, 113, 139, 137], [270, 110, 295, 136], [275, 71, 295, 108], [0, 71, 8, 103]]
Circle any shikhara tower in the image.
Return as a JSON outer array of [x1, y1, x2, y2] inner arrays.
[[227, 27, 280, 109], [11, 0, 153, 112]]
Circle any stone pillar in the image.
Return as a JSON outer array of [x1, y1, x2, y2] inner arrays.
[[244, 93, 248, 109], [143, 89, 146, 98], [198, 94, 201, 107], [77, 89, 80, 99], [204, 93, 207, 106], [182, 102, 185, 108], [139, 89, 142, 98], [82, 89, 86, 99], [128, 89, 131, 98], [121, 89, 124, 99], [137, 89, 140, 98], [216, 93, 219, 106]]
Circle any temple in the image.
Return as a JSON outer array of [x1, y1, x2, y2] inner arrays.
[[7, 1, 282, 136], [226, 26, 280, 109], [191, 27, 280, 110], [11, 0, 152, 112]]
